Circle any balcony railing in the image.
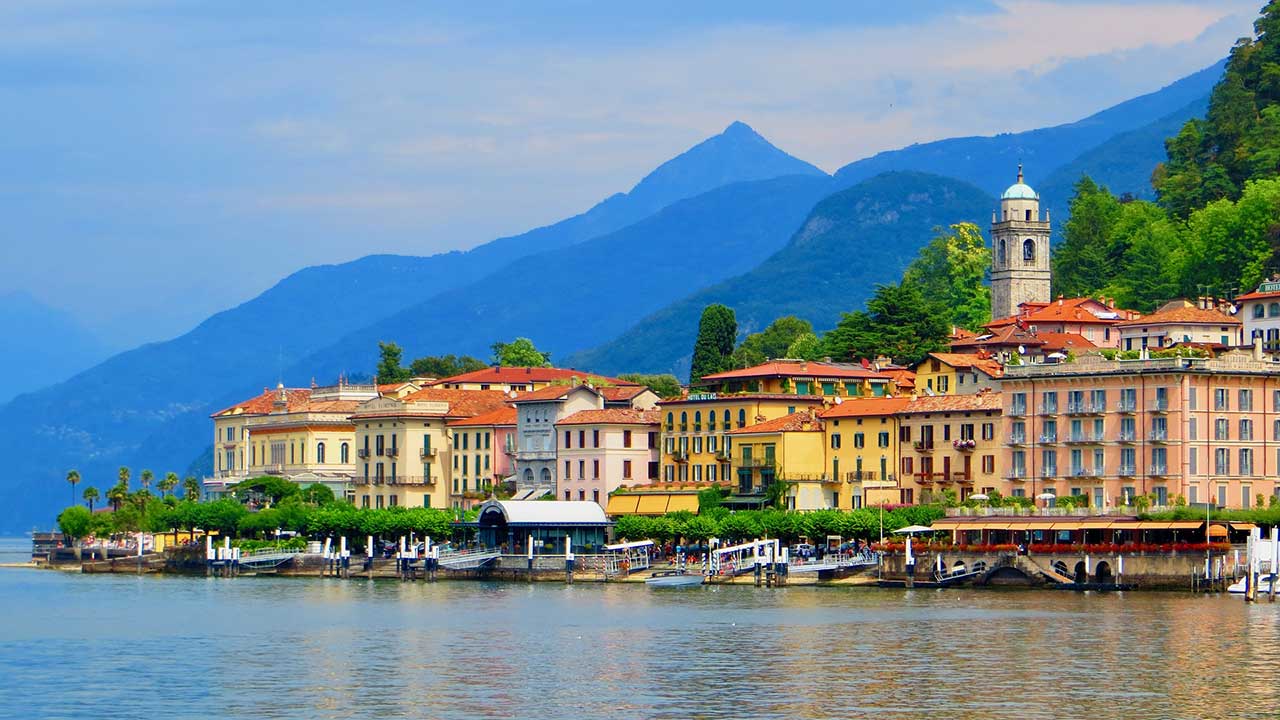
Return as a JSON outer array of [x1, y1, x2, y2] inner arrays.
[[385, 447, 399, 458], [357, 448, 370, 459], [738, 457, 775, 468], [1008, 434, 1027, 446], [1038, 434, 1058, 444], [1040, 468, 1057, 480], [1152, 400, 1169, 413], [1008, 405, 1027, 417], [1040, 403, 1058, 416], [420, 447, 437, 459], [913, 441, 935, 452], [1006, 471, 1027, 481], [1148, 431, 1169, 442], [1116, 399, 1137, 413], [1067, 402, 1104, 415], [1117, 431, 1136, 443], [1148, 465, 1169, 476], [1118, 465, 1137, 476]]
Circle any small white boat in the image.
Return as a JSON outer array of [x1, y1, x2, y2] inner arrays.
[[1227, 574, 1277, 595], [645, 569, 705, 588]]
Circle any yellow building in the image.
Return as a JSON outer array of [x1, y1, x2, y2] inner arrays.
[[818, 397, 910, 508], [656, 393, 818, 485], [348, 388, 513, 510], [726, 411, 829, 510], [695, 359, 894, 398], [911, 353, 1003, 396], [896, 392, 1003, 504], [206, 381, 379, 499]]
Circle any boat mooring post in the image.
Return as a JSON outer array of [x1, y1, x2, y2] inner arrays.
[[322, 537, 333, 577], [1271, 526, 1278, 603], [527, 533, 535, 578], [340, 536, 350, 578], [365, 535, 374, 577], [205, 534, 214, 576], [565, 534, 574, 584]]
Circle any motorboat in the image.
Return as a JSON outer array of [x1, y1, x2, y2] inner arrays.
[[645, 569, 705, 588], [1227, 574, 1277, 595]]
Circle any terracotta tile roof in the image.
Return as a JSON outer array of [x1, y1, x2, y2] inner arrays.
[[658, 393, 825, 406], [555, 408, 661, 426], [508, 384, 600, 403], [599, 386, 650, 402], [990, 297, 1136, 325], [1236, 290, 1280, 301], [447, 405, 518, 427], [1036, 332, 1097, 352], [727, 410, 825, 435], [1115, 302, 1240, 327], [924, 353, 1004, 378], [212, 387, 312, 418], [429, 366, 634, 386], [951, 325, 1045, 350], [354, 388, 512, 420], [898, 392, 1002, 415], [886, 369, 916, 390], [698, 359, 890, 382], [818, 397, 912, 418]]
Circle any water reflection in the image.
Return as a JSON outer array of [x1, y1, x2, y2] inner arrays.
[[0, 567, 1276, 719]]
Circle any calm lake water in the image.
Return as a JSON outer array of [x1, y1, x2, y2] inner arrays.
[[1, 537, 1278, 720]]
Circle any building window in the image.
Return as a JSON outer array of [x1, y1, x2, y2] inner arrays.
[[878, 431, 890, 448], [1215, 418, 1229, 441], [1214, 448, 1229, 475], [1240, 448, 1254, 477], [623, 459, 632, 478], [564, 460, 571, 478], [854, 433, 865, 449], [1214, 388, 1228, 411], [738, 409, 747, 428], [316, 442, 326, 464], [982, 455, 995, 474], [593, 430, 600, 448], [981, 423, 995, 441], [1239, 389, 1253, 412], [623, 430, 632, 448], [1240, 419, 1254, 441], [1271, 303, 1280, 318], [831, 433, 842, 449]]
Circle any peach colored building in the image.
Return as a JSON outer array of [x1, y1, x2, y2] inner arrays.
[[999, 349, 1280, 510], [555, 408, 660, 508], [986, 296, 1138, 348], [447, 405, 518, 508], [897, 393, 1003, 505]]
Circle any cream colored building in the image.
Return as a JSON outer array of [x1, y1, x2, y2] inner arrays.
[[349, 388, 511, 510], [1115, 299, 1243, 351], [556, 408, 660, 507], [206, 381, 379, 498]]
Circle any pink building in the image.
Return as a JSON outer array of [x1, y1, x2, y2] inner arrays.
[[555, 408, 660, 508], [446, 405, 518, 509], [999, 349, 1280, 510], [986, 296, 1138, 348]]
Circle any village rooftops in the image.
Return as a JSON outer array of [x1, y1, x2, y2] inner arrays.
[[988, 296, 1138, 327], [897, 391, 1002, 414], [657, 393, 825, 406], [349, 388, 512, 420], [727, 410, 824, 435], [923, 352, 1004, 378], [555, 408, 661, 426], [817, 397, 912, 418], [1114, 299, 1241, 327], [696, 359, 891, 383], [446, 405, 518, 428], [1002, 348, 1280, 379], [428, 366, 634, 388]]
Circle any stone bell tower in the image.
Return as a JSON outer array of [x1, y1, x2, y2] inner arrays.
[[990, 164, 1051, 320]]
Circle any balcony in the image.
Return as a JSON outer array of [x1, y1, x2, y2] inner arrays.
[[382, 475, 439, 486], [673, 451, 689, 463], [1116, 400, 1137, 414], [518, 449, 557, 461], [912, 441, 935, 452], [714, 450, 731, 463], [915, 472, 941, 483], [357, 448, 370, 459], [1008, 405, 1027, 418], [1148, 431, 1169, 443], [1072, 466, 1103, 479], [1040, 469, 1057, 480], [503, 441, 516, 456], [1118, 465, 1137, 477], [1151, 401, 1169, 414], [1040, 404, 1059, 416], [1148, 465, 1169, 477], [385, 447, 399, 458], [953, 439, 977, 451], [420, 447, 437, 459], [1007, 434, 1027, 447], [1117, 431, 1137, 444], [739, 457, 775, 469], [1066, 402, 1104, 415], [1005, 471, 1028, 482], [1038, 434, 1058, 444], [952, 473, 974, 484]]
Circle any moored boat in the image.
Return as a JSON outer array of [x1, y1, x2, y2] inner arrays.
[[645, 569, 705, 588]]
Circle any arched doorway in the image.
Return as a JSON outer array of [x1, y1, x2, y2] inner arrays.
[[540, 467, 552, 487], [1074, 561, 1088, 584], [523, 468, 534, 486], [1095, 561, 1113, 584]]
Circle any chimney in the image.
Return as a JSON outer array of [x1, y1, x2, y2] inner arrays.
[[1255, 335, 1264, 362]]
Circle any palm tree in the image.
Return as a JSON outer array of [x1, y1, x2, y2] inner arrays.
[[160, 472, 179, 498], [140, 469, 154, 493], [83, 486, 100, 511], [66, 469, 81, 506], [183, 476, 202, 502], [118, 466, 131, 489], [106, 482, 128, 512]]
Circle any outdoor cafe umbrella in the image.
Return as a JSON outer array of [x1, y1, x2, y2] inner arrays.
[[893, 525, 935, 535]]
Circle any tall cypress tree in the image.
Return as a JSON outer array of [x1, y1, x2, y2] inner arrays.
[[689, 304, 737, 383]]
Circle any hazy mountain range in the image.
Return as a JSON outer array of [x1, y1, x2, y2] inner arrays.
[[0, 61, 1224, 531]]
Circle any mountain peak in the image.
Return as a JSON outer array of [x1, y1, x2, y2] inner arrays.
[[721, 120, 759, 138]]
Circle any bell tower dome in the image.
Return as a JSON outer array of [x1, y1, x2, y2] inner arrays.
[[990, 164, 1051, 320]]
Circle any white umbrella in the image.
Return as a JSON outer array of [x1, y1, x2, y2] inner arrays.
[[970, 493, 989, 501], [1036, 492, 1057, 501], [893, 525, 936, 534]]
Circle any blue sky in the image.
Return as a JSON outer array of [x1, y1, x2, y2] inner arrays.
[[0, 0, 1260, 347]]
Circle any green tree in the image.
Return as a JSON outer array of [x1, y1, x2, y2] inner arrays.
[[375, 341, 412, 383], [301, 483, 336, 506], [902, 222, 991, 329], [1051, 177, 1122, 297], [58, 505, 94, 548], [731, 316, 814, 367], [65, 469, 80, 507], [159, 472, 179, 498], [617, 373, 683, 399], [408, 354, 488, 379], [1183, 178, 1280, 295], [689, 304, 737, 383], [183, 476, 202, 501], [491, 337, 552, 367], [1103, 205, 1185, 312], [82, 486, 99, 511], [784, 332, 824, 361], [140, 469, 154, 494], [822, 282, 949, 365]]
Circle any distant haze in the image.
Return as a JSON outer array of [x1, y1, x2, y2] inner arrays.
[[0, 1, 1259, 346]]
